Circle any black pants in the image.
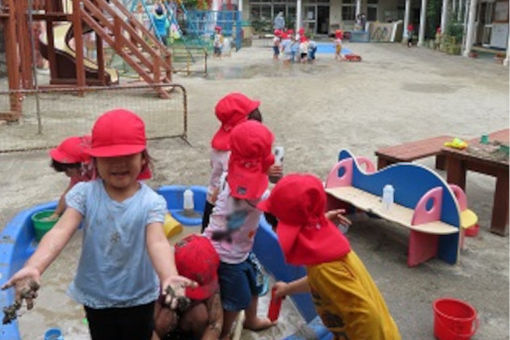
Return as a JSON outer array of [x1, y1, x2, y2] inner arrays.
[[84, 301, 155, 340], [201, 201, 215, 233]]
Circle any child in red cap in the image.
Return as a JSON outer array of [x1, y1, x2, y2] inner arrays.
[[47, 135, 93, 220], [154, 235, 223, 340], [204, 120, 277, 339], [273, 29, 281, 60], [258, 174, 401, 340], [2, 109, 196, 340], [202, 92, 267, 232], [213, 26, 224, 58], [334, 29, 344, 61]]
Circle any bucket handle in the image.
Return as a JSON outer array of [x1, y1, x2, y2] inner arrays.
[[437, 314, 479, 338]]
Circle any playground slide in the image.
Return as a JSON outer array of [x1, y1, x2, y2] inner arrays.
[[39, 23, 119, 85]]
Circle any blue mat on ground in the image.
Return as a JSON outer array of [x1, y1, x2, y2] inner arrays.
[[316, 42, 352, 55]]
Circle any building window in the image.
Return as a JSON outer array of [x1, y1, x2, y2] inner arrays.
[[367, 0, 378, 21], [342, 0, 356, 21]]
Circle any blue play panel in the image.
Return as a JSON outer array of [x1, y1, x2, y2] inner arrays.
[[316, 42, 352, 55]]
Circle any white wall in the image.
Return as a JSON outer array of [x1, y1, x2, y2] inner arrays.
[[330, 0, 343, 30]]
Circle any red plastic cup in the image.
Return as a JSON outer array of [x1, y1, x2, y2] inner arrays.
[[268, 287, 283, 322]]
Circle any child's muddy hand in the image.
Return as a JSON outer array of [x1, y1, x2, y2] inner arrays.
[[161, 275, 197, 309], [2, 267, 41, 304]]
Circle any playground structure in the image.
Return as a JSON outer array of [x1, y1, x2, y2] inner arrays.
[[0, 0, 173, 121]]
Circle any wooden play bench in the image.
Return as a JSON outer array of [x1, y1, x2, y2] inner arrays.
[[375, 135, 453, 170]]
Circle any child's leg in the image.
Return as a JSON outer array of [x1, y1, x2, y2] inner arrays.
[[221, 309, 241, 339], [244, 295, 274, 331], [180, 302, 209, 337]]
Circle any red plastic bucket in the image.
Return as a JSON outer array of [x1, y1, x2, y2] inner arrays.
[[433, 298, 478, 340]]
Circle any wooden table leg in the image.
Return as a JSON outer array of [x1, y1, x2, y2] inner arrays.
[[446, 157, 466, 190], [490, 169, 509, 236], [377, 157, 393, 170], [435, 154, 446, 170]]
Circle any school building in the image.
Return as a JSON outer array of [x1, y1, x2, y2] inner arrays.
[[237, 0, 509, 59]]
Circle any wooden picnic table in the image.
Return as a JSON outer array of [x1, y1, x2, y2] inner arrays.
[[441, 129, 509, 236]]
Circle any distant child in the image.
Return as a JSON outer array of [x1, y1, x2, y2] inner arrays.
[[201, 93, 262, 233], [47, 135, 93, 220], [307, 39, 317, 62], [152, 4, 169, 46], [299, 36, 308, 63], [214, 26, 224, 58], [407, 23, 414, 47], [280, 32, 292, 65], [153, 235, 223, 340], [273, 29, 281, 60], [204, 120, 276, 339], [258, 174, 402, 340], [334, 29, 344, 60], [2, 109, 196, 340], [290, 35, 299, 63]]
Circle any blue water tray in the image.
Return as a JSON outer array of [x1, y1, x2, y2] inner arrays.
[[157, 185, 207, 225]]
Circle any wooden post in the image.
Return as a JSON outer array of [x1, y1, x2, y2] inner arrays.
[[16, 0, 34, 88], [4, 0, 22, 116], [45, 0, 58, 81], [114, 16, 122, 51], [72, 0, 86, 88], [96, 33, 105, 84]]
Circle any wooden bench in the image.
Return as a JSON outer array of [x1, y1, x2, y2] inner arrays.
[[375, 135, 453, 170]]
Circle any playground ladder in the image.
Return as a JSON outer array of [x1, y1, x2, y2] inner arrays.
[[79, 0, 173, 98]]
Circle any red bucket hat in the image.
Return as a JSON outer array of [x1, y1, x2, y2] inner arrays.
[[211, 93, 260, 151], [87, 109, 146, 157], [257, 173, 351, 266], [175, 235, 220, 300], [50, 135, 91, 164], [228, 121, 274, 200]]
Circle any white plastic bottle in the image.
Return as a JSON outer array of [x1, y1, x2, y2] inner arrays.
[[183, 189, 194, 215], [274, 146, 284, 166], [382, 184, 394, 211], [269, 146, 284, 183]]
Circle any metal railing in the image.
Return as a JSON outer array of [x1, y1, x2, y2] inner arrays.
[[0, 83, 188, 153]]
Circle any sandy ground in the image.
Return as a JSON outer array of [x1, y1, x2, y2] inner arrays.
[[0, 40, 508, 339]]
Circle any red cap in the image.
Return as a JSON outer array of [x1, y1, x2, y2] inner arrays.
[[227, 121, 274, 200], [287, 29, 294, 35], [215, 25, 222, 31], [175, 235, 220, 300], [258, 174, 351, 266], [298, 28, 305, 34], [212, 93, 260, 151], [274, 29, 282, 36], [50, 135, 91, 164], [87, 109, 146, 157]]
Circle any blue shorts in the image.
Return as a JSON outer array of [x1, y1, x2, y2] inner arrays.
[[218, 253, 264, 311], [273, 46, 280, 56]]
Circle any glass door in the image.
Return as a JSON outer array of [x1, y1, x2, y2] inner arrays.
[[303, 5, 317, 34]]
